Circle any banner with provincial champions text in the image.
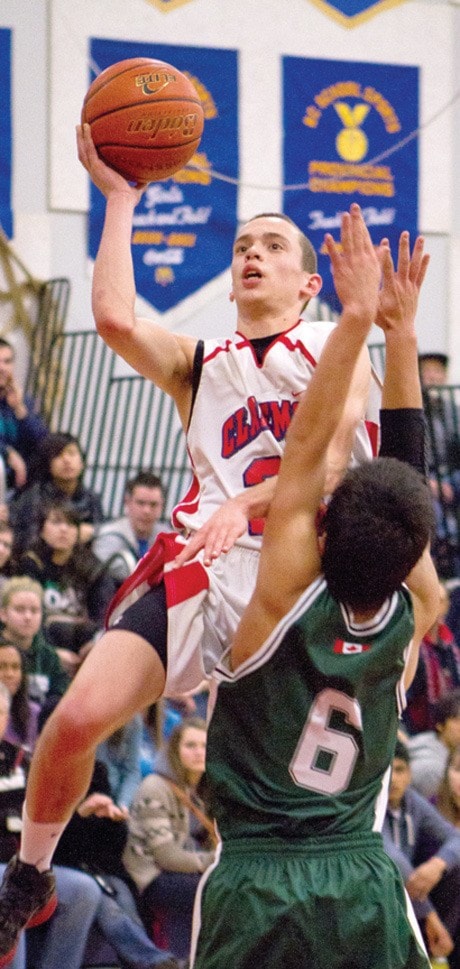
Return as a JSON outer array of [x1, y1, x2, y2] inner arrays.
[[282, 56, 419, 311], [0, 28, 13, 240], [87, 38, 238, 313]]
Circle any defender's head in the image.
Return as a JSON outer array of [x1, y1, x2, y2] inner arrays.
[[322, 458, 434, 611]]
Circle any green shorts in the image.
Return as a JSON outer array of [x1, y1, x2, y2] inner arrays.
[[191, 833, 429, 969]]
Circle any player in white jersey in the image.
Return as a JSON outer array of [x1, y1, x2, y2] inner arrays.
[[0, 127, 380, 966]]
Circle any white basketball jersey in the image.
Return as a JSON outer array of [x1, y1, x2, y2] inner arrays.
[[172, 319, 379, 551]]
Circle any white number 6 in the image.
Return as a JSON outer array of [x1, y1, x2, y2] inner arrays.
[[289, 687, 362, 795]]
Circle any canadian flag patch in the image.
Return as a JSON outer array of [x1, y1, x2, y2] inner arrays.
[[333, 639, 371, 654]]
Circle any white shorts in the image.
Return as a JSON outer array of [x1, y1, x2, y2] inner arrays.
[[107, 532, 259, 696]]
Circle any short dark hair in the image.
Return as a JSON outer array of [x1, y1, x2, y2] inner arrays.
[[38, 498, 82, 531], [322, 458, 433, 611], [394, 739, 411, 764], [125, 471, 164, 496], [418, 352, 449, 369], [30, 432, 84, 484], [243, 213, 317, 274], [0, 337, 14, 356], [434, 688, 460, 729]]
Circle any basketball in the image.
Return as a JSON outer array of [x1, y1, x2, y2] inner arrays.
[[81, 57, 204, 183]]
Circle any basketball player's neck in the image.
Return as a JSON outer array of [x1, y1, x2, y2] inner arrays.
[[236, 305, 301, 338]]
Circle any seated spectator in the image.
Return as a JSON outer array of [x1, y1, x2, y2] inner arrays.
[[0, 680, 109, 969], [383, 740, 460, 967], [0, 639, 40, 756], [96, 715, 143, 812], [9, 431, 104, 555], [0, 520, 15, 595], [53, 758, 183, 969], [408, 688, 460, 800], [18, 499, 117, 675], [123, 717, 216, 961], [404, 580, 460, 735], [93, 471, 165, 584], [0, 336, 48, 498], [0, 576, 69, 711], [436, 745, 460, 828], [420, 351, 460, 577]]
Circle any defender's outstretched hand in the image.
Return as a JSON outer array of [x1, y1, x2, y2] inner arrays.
[[324, 203, 384, 328], [76, 123, 147, 203], [375, 231, 430, 336]]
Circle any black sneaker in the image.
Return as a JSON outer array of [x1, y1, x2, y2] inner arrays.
[[0, 855, 57, 967]]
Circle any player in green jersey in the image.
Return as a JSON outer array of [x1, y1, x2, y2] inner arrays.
[[191, 205, 439, 969]]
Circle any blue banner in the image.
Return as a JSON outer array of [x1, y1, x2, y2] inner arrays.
[[283, 56, 419, 310], [0, 28, 13, 239], [88, 38, 238, 313]]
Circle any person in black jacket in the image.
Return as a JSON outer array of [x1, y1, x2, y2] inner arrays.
[[9, 432, 104, 556]]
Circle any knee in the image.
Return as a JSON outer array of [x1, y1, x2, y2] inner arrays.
[[55, 868, 101, 916], [40, 692, 104, 754]]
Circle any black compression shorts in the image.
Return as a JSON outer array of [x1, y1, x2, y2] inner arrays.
[[112, 581, 168, 673]]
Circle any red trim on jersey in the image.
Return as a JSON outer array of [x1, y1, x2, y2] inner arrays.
[[277, 333, 317, 368], [105, 531, 209, 627], [365, 419, 379, 457], [172, 470, 200, 529]]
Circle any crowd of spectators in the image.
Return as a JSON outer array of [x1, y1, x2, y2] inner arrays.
[[0, 336, 208, 967]]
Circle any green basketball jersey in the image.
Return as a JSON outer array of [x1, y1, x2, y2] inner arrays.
[[208, 576, 414, 841]]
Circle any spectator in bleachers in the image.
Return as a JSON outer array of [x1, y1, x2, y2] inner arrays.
[[0, 680, 111, 969], [0, 576, 69, 710], [0, 640, 40, 757], [96, 716, 143, 813], [0, 337, 48, 499], [9, 431, 105, 556], [93, 470, 165, 584], [123, 717, 216, 961], [52, 757, 184, 968], [0, 521, 15, 595], [383, 739, 460, 966], [420, 351, 460, 577], [404, 579, 460, 735], [436, 745, 460, 828], [407, 688, 460, 800], [17, 499, 116, 676]]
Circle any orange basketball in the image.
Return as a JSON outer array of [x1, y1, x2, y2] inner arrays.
[[81, 57, 204, 183]]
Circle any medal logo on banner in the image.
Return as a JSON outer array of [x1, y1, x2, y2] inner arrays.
[[88, 38, 238, 313], [144, 0, 194, 9], [283, 56, 419, 310], [0, 28, 13, 239], [308, 0, 408, 28]]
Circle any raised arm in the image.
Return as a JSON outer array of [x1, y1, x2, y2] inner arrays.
[[231, 204, 383, 666], [77, 124, 196, 426], [374, 231, 438, 685]]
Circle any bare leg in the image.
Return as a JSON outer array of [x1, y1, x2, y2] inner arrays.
[[26, 629, 165, 823]]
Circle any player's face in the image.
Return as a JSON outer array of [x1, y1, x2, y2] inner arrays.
[[179, 726, 207, 777], [388, 757, 411, 809], [230, 217, 313, 315], [0, 646, 22, 698], [1, 592, 42, 641], [125, 486, 164, 538]]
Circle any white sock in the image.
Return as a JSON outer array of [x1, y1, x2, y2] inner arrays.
[[19, 803, 68, 872]]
